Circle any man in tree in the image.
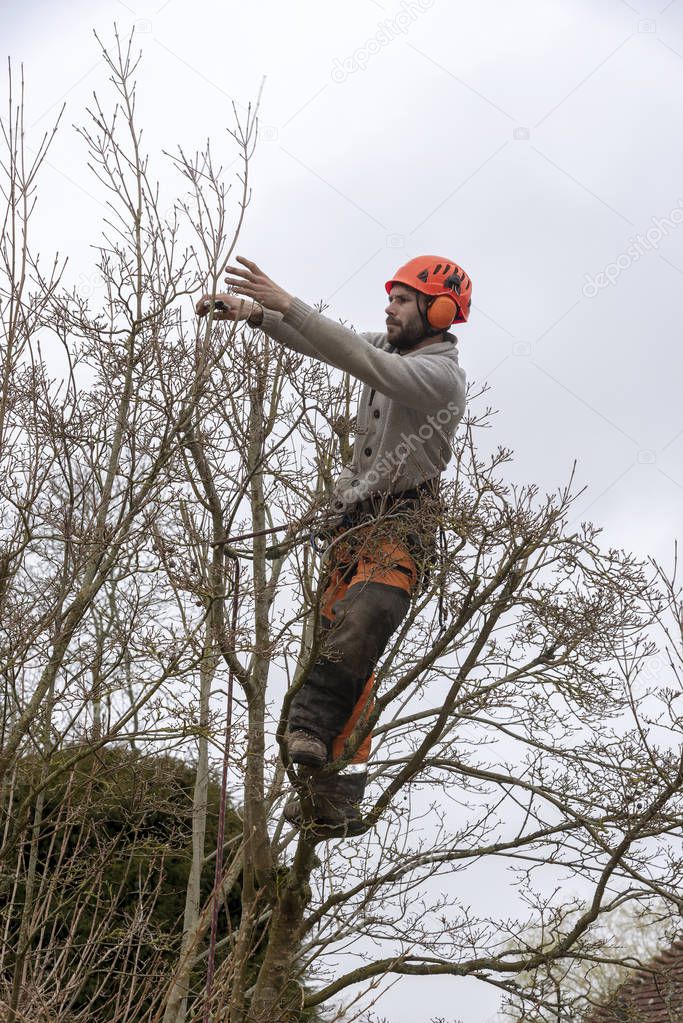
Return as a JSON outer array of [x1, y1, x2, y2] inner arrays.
[[196, 254, 470, 836]]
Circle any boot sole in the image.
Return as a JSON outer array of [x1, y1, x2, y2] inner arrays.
[[288, 749, 327, 768], [288, 744, 327, 769], [284, 803, 364, 839]]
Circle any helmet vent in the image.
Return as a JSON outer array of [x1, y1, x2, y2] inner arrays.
[[445, 271, 462, 294]]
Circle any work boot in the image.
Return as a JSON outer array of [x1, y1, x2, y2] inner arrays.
[[284, 772, 366, 840], [286, 729, 327, 768]]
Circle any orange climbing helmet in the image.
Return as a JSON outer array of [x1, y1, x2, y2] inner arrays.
[[385, 255, 472, 328]]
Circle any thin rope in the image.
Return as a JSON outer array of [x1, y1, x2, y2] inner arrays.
[[212, 504, 331, 550]]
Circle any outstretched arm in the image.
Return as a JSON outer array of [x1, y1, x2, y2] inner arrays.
[[198, 257, 465, 412], [223, 258, 465, 413], [278, 299, 465, 412]]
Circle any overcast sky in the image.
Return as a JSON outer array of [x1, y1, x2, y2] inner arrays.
[[5, 1, 683, 1019]]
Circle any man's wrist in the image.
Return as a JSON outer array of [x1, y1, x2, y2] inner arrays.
[[248, 302, 264, 326]]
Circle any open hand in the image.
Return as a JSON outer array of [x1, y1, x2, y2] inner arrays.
[[223, 256, 293, 315]]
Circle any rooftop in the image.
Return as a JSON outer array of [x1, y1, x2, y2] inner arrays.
[[586, 938, 683, 1023]]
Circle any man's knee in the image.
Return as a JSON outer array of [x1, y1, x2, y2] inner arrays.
[[323, 581, 411, 673]]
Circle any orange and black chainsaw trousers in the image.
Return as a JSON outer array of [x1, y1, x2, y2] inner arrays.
[[288, 504, 430, 764]]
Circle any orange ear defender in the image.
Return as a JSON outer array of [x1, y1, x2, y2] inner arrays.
[[426, 294, 458, 329]]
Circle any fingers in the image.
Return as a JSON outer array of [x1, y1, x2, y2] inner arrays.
[[236, 255, 260, 272], [224, 264, 253, 280], [225, 282, 257, 298], [224, 275, 253, 291], [224, 256, 267, 286]]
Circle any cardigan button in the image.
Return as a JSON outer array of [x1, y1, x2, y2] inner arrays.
[[373, 409, 380, 418], [364, 447, 372, 456]]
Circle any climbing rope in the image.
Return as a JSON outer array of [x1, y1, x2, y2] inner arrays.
[[213, 503, 332, 557]]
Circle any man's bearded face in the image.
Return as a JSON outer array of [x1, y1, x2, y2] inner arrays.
[[385, 284, 429, 349]]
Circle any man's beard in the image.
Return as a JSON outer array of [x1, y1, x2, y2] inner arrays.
[[388, 319, 425, 349]]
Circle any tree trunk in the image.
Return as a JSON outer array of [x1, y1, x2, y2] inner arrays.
[[164, 633, 215, 1023], [248, 841, 317, 1022]]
